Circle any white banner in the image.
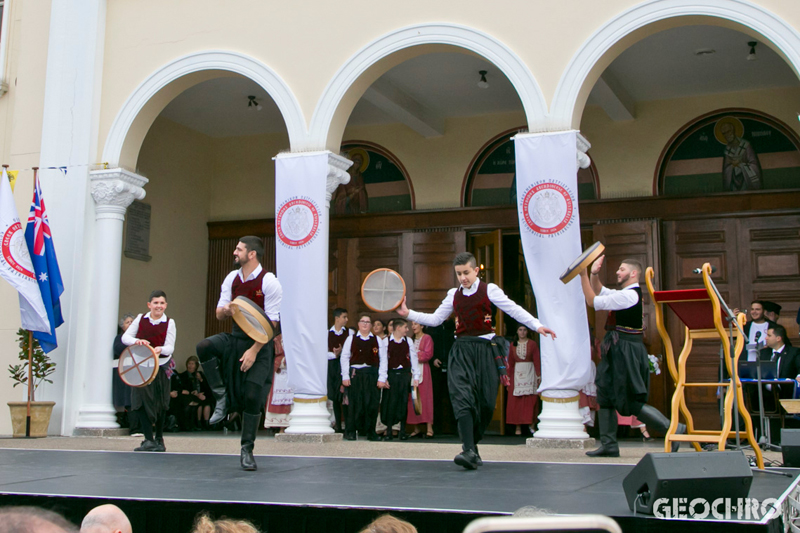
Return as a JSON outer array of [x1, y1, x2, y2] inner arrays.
[[514, 131, 592, 393], [0, 168, 50, 334], [275, 152, 330, 397]]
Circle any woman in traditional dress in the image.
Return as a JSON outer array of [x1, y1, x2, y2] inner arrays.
[[407, 321, 434, 438], [505, 325, 541, 436], [264, 335, 293, 432]]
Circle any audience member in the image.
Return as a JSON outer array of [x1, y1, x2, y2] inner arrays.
[[175, 355, 215, 431], [762, 300, 782, 323], [505, 325, 541, 436], [0, 506, 77, 533], [80, 504, 131, 533], [192, 513, 259, 533], [359, 514, 417, 533], [264, 335, 293, 432], [511, 505, 552, 517], [406, 321, 434, 438]]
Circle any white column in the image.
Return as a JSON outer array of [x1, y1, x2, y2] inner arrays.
[[74, 169, 147, 430]]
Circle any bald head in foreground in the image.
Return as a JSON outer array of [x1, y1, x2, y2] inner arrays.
[[0, 506, 77, 533], [80, 505, 132, 533]]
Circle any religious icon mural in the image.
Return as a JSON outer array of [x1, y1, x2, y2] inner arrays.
[[334, 142, 414, 215], [464, 128, 598, 206], [658, 109, 800, 196]]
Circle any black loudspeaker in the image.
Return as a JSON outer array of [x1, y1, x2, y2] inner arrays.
[[782, 429, 800, 467], [622, 452, 753, 515]]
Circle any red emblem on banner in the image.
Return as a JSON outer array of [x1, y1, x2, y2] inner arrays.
[[276, 198, 320, 248], [1, 221, 35, 278], [521, 182, 573, 235]]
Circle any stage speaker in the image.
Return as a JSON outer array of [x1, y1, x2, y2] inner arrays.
[[782, 429, 800, 467], [622, 452, 752, 515]]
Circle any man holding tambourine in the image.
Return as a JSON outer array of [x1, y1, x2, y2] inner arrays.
[[195, 236, 282, 471]]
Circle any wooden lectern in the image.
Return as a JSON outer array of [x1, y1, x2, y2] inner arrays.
[[645, 263, 764, 469]]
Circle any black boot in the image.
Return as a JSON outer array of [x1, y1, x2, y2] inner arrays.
[[586, 408, 620, 457], [240, 412, 260, 471], [474, 445, 483, 466], [203, 359, 228, 425], [454, 445, 480, 470], [636, 404, 686, 452]]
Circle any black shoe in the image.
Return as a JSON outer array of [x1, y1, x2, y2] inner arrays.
[[399, 432, 409, 441], [367, 434, 382, 442], [240, 444, 257, 471], [240, 412, 260, 471], [585, 445, 620, 457], [154, 438, 166, 452], [454, 450, 480, 470], [474, 446, 483, 466], [202, 359, 228, 425], [134, 440, 160, 452], [333, 425, 343, 434], [382, 433, 393, 441], [344, 433, 357, 441]]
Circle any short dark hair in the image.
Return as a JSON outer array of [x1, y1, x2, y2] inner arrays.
[[751, 300, 763, 307], [149, 290, 167, 301], [453, 252, 477, 268], [239, 236, 264, 261], [392, 318, 408, 329], [333, 308, 348, 318], [621, 258, 643, 279], [770, 324, 788, 343], [358, 313, 372, 323], [0, 506, 77, 533]]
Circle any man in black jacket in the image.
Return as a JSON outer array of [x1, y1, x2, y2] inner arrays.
[[757, 324, 800, 442]]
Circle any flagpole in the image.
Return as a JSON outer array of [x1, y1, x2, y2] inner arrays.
[[26, 167, 39, 438]]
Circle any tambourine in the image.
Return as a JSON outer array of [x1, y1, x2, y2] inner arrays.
[[412, 385, 422, 416], [118, 344, 159, 388], [231, 296, 279, 344], [559, 241, 605, 284], [361, 268, 406, 313]]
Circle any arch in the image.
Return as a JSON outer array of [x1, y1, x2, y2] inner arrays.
[[551, 0, 800, 130], [102, 50, 306, 170], [308, 23, 548, 152]]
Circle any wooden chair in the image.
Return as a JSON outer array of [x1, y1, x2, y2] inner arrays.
[[645, 263, 763, 468]]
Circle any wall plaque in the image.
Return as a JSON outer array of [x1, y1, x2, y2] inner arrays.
[[124, 200, 152, 261]]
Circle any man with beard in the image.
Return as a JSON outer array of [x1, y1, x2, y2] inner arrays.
[[196, 236, 282, 470], [579, 256, 685, 457]]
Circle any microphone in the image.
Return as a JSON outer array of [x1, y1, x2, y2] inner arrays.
[[755, 331, 761, 343], [693, 266, 717, 274]]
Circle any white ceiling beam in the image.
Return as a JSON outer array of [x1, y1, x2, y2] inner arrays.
[[592, 71, 636, 121], [362, 78, 445, 137]]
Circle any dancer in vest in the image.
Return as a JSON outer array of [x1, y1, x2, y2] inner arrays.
[[380, 318, 420, 441], [398, 252, 556, 469], [196, 236, 282, 470], [121, 290, 176, 452], [579, 256, 685, 457], [328, 308, 352, 433], [341, 313, 388, 441]]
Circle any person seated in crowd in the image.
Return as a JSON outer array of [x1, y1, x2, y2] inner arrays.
[[175, 355, 215, 431], [762, 300, 782, 323], [192, 513, 260, 533], [0, 506, 77, 533], [359, 515, 417, 533], [80, 504, 132, 533]]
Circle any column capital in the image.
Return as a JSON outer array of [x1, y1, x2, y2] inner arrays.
[[326, 152, 352, 208], [576, 132, 592, 170], [89, 168, 148, 221]]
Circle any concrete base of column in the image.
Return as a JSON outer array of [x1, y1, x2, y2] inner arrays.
[[526, 437, 596, 449], [74, 404, 120, 431], [533, 391, 590, 439], [275, 432, 343, 443], [284, 397, 335, 435], [73, 428, 129, 437]]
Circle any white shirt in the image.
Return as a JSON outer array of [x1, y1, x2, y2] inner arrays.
[[340, 332, 388, 383], [748, 321, 769, 347], [593, 283, 640, 312], [406, 279, 544, 339], [121, 312, 177, 365], [327, 326, 354, 360], [387, 335, 421, 381], [217, 264, 282, 321]]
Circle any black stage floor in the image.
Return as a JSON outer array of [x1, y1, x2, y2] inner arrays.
[[0, 448, 797, 533]]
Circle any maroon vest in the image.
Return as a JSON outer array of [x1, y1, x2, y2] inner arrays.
[[137, 316, 169, 347], [453, 282, 494, 337], [351, 335, 380, 367], [387, 338, 411, 370], [328, 329, 349, 356], [231, 268, 268, 308]]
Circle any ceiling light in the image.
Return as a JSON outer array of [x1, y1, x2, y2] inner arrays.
[[694, 48, 716, 56], [247, 95, 263, 111], [477, 70, 489, 89], [747, 41, 757, 61]]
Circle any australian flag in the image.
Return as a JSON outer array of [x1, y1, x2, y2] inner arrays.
[[25, 174, 64, 353]]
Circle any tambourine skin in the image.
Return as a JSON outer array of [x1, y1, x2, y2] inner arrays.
[[361, 268, 407, 313], [118, 344, 159, 388], [559, 241, 605, 285], [231, 296, 278, 344], [412, 385, 422, 416]]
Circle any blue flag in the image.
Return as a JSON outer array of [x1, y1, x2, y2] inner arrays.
[[25, 174, 64, 353]]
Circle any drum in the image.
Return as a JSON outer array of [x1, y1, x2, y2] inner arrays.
[[559, 241, 605, 284], [361, 268, 406, 313], [231, 296, 279, 344], [118, 344, 159, 388], [412, 385, 422, 416]]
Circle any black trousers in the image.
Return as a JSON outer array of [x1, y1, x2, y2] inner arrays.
[[381, 369, 411, 428], [447, 337, 500, 448], [597, 331, 649, 417], [346, 366, 380, 437]]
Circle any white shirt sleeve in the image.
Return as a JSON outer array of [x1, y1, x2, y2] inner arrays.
[[408, 338, 420, 382], [262, 272, 282, 321], [593, 286, 639, 311], [217, 271, 237, 308], [378, 338, 388, 383], [487, 283, 544, 332], [160, 319, 177, 358], [406, 288, 457, 327], [340, 335, 354, 381], [120, 314, 143, 346]]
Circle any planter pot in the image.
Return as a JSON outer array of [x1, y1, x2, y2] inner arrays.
[[7, 401, 55, 438]]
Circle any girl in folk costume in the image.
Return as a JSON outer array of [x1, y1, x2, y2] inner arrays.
[[121, 290, 177, 452], [505, 326, 541, 436], [407, 321, 434, 438], [265, 335, 293, 431]]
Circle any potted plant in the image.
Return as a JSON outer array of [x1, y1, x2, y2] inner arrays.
[[7, 328, 56, 437]]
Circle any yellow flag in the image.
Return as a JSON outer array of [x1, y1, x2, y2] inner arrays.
[[8, 170, 18, 192]]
